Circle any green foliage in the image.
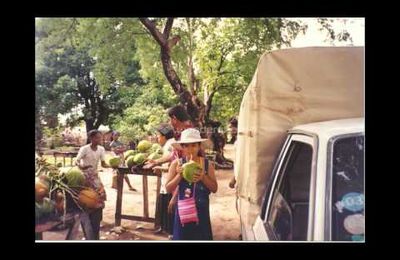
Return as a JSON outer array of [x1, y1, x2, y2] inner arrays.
[[36, 17, 354, 140], [135, 84, 178, 108], [195, 18, 307, 122], [317, 18, 354, 44], [134, 28, 168, 86], [114, 103, 169, 142], [42, 126, 64, 148], [36, 18, 145, 132], [74, 18, 145, 91], [210, 85, 247, 125]]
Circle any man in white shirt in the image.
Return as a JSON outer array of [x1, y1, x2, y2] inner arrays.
[[76, 129, 110, 240]]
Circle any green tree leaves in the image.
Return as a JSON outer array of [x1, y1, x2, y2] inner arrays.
[[114, 103, 169, 142], [35, 18, 145, 134], [36, 18, 355, 145]]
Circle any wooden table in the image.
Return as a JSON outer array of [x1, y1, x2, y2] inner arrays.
[[35, 211, 94, 240], [115, 166, 161, 227], [53, 151, 78, 166]]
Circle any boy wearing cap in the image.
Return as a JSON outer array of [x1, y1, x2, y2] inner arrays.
[[152, 123, 176, 235]]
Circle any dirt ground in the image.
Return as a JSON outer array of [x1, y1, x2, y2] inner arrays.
[[41, 144, 241, 241]]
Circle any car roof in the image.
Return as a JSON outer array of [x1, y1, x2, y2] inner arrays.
[[289, 117, 364, 138]]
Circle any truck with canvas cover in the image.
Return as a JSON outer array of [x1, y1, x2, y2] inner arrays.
[[235, 47, 364, 241]]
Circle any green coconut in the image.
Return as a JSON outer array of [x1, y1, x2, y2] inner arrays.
[[149, 143, 162, 153], [137, 140, 152, 153], [133, 153, 147, 165], [108, 156, 121, 168], [126, 156, 136, 168], [124, 150, 138, 159], [182, 160, 202, 183], [65, 167, 85, 188], [148, 152, 162, 160]]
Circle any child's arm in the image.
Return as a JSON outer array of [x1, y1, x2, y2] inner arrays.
[[168, 188, 178, 214], [144, 152, 173, 169], [165, 159, 183, 194], [193, 160, 218, 193], [156, 152, 173, 165]]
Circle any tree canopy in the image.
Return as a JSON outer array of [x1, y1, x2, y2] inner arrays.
[[35, 18, 145, 137], [36, 17, 355, 147]]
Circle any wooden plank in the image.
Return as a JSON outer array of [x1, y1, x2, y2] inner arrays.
[[120, 214, 155, 223], [117, 167, 157, 176], [115, 170, 125, 226], [143, 175, 149, 218]]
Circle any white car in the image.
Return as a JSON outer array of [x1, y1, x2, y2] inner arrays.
[[249, 118, 364, 241]]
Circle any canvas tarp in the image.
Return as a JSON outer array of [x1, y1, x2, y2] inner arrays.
[[235, 47, 364, 229]]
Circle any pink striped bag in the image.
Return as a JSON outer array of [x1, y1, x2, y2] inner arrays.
[[177, 184, 199, 226]]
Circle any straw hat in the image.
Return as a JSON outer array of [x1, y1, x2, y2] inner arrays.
[[171, 128, 208, 150]]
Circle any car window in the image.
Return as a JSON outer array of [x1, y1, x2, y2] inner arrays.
[[267, 140, 313, 240], [331, 134, 364, 241], [261, 136, 290, 219]]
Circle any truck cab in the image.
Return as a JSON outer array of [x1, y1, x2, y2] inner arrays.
[[249, 118, 364, 241]]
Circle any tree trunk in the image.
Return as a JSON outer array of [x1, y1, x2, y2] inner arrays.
[[85, 119, 95, 144], [140, 18, 203, 126], [205, 90, 216, 124], [159, 47, 204, 127], [140, 18, 232, 169], [45, 115, 59, 128], [81, 77, 109, 143]]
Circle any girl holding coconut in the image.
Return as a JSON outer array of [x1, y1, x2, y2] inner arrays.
[[166, 128, 218, 240]]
